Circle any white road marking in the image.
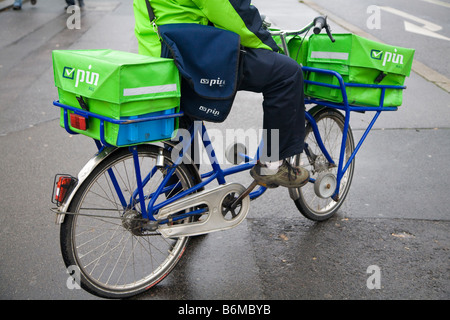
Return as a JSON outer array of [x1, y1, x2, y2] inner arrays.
[[404, 21, 450, 41], [379, 6, 442, 31], [380, 6, 449, 41], [421, 0, 450, 9]]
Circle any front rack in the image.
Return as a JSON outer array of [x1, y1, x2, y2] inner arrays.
[[300, 67, 405, 199], [302, 66, 404, 112]]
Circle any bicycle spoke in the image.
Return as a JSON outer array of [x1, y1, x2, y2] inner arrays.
[[61, 146, 193, 297], [295, 108, 355, 220]]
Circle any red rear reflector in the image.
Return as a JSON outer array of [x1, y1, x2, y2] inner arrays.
[[53, 175, 77, 206], [70, 113, 88, 131]]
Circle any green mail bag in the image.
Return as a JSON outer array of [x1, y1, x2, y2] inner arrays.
[[53, 49, 181, 146], [304, 34, 415, 107]]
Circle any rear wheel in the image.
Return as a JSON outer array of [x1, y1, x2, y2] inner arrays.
[[60, 145, 195, 299], [293, 106, 355, 221]]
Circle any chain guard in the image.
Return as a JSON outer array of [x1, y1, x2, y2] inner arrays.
[[157, 183, 250, 238]]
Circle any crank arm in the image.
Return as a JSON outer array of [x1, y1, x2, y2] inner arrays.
[[231, 180, 258, 210]]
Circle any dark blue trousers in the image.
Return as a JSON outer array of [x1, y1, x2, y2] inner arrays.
[[168, 48, 305, 194], [238, 48, 305, 161], [179, 47, 305, 163]]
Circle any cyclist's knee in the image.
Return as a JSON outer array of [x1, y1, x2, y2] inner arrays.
[[273, 53, 303, 84]]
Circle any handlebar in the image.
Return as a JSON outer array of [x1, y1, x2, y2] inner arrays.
[[313, 16, 326, 34], [313, 16, 335, 42], [266, 15, 335, 59], [268, 15, 335, 43]]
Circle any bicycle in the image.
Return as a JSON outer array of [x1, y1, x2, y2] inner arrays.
[[51, 16, 405, 299]]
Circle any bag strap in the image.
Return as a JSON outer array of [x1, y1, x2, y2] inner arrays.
[[144, 0, 162, 37], [144, 0, 156, 23], [144, 0, 162, 41]]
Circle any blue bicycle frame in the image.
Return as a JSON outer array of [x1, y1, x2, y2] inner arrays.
[[128, 121, 268, 221], [302, 66, 402, 200], [54, 65, 404, 221]]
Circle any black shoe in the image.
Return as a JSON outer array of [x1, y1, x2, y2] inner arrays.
[[31, 0, 37, 5], [13, 5, 21, 10]]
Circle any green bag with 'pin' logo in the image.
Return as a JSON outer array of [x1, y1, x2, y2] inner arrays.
[[53, 49, 181, 146], [304, 33, 415, 107]]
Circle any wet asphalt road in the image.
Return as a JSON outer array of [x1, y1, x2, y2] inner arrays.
[[0, 0, 448, 302]]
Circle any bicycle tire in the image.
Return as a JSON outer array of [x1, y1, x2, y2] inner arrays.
[[293, 106, 355, 221], [60, 144, 196, 299]]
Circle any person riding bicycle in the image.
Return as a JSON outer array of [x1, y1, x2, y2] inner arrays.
[[133, 0, 309, 189]]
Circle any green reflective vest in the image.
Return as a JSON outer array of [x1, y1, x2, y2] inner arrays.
[[133, 0, 278, 57]]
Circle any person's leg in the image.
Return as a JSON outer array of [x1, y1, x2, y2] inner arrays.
[[13, 0, 23, 10], [239, 48, 308, 188], [239, 48, 305, 162]]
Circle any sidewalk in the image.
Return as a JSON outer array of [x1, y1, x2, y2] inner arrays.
[[0, 0, 14, 11], [0, 0, 30, 11]]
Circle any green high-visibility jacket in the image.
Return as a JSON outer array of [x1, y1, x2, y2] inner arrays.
[[133, 0, 278, 57]]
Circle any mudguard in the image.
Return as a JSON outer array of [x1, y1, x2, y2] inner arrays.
[[54, 146, 117, 224], [54, 142, 202, 224]]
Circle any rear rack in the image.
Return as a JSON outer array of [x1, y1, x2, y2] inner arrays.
[[53, 100, 184, 147]]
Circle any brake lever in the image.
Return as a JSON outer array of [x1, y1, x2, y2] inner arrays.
[[325, 24, 335, 43]]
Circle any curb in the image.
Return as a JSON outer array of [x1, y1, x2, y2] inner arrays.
[[0, 0, 14, 12], [301, 0, 450, 93]]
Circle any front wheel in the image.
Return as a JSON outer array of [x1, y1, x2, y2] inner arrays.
[[60, 145, 195, 299], [292, 106, 355, 221]]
